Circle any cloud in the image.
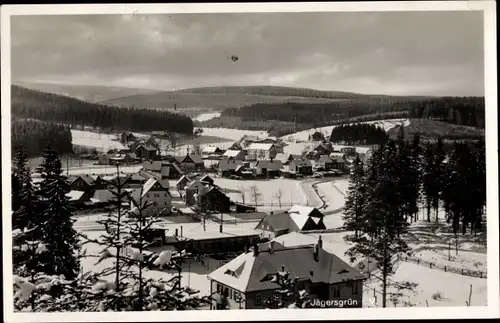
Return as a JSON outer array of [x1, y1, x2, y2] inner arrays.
[[10, 11, 484, 96]]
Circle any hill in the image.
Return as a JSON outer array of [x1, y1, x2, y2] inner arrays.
[[10, 85, 193, 135], [13, 81, 159, 103], [387, 119, 485, 141]]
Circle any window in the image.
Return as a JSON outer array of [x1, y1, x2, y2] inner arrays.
[[352, 282, 358, 294], [255, 294, 262, 305], [333, 285, 341, 297], [216, 283, 222, 293], [229, 289, 233, 299], [298, 282, 305, 290]]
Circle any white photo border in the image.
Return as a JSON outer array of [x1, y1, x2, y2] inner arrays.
[[1, 1, 498, 322]]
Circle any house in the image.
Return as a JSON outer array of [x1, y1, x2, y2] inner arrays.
[[238, 135, 260, 148], [66, 190, 90, 207], [67, 175, 95, 197], [311, 131, 326, 141], [218, 160, 243, 177], [129, 178, 172, 216], [200, 174, 215, 186], [202, 146, 224, 157], [316, 155, 334, 171], [314, 142, 334, 156], [254, 160, 283, 178], [90, 188, 131, 208], [143, 161, 184, 179], [246, 143, 280, 161], [255, 205, 325, 240], [175, 154, 204, 171], [288, 159, 313, 175], [134, 144, 158, 160], [329, 156, 346, 172], [223, 149, 246, 161], [340, 147, 357, 156], [227, 142, 243, 151], [199, 186, 231, 213], [207, 237, 365, 309], [185, 180, 211, 206], [274, 153, 295, 166], [176, 175, 192, 191], [121, 132, 136, 144]]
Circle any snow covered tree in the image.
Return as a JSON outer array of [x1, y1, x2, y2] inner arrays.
[[35, 144, 80, 280], [345, 140, 411, 308], [263, 266, 310, 309], [79, 164, 210, 311], [343, 155, 365, 238]]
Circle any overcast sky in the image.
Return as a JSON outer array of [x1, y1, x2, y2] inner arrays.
[[11, 11, 484, 96]]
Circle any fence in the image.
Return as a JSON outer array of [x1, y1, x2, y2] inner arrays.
[[397, 255, 487, 279]]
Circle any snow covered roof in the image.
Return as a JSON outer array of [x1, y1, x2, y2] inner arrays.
[[246, 143, 274, 151], [288, 212, 310, 230], [223, 149, 243, 157], [202, 146, 221, 153], [208, 252, 257, 292], [66, 190, 85, 201], [288, 205, 316, 217]]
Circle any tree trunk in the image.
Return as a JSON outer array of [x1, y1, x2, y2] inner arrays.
[[426, 199, 431, 222]]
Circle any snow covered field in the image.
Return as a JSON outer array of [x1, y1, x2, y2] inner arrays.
[[281, 118, 410, 142], [213, 178, 308, 211], [71, 130, 126, 152], [199, 127, 268, 142], [363, 261, 487, 307], [65, 165, 143, 175], [193, 112, 221, 122]]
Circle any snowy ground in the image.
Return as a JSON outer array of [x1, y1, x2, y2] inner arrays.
[[199, 127, 268, 142], [193, 112, 221, 122], [282, 142, 372, 155], [281, 118, 410, 142], [363, 261, 487, 307], [71, 130, 127, 152], [213, 178, 308, 211], [66, 165, 143, 176]]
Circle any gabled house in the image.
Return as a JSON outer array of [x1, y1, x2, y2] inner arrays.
[[274, 153, 295, 166], [246, 143, 280, 161], [227, 142, 243, 151], [129, 177, 172, 216], [314, 142, 334, 156], [67, 175, 96, 197], [143, 161, 184, 179], [135, 144, 158, 160], [316, 155, 334, 171], [254, 205, 326, 240], [184, 180, 211, 206], [218, 160, 243, 177], [175, 154, 204, 171], [199, 186, 231, 213], [288, 159, 313, 175], [238, 135, 260, 148], [207, 238, 364, 310], [223, 149, 246, 161], [176, 175, 192, 192], [200, 174, 215, 186], [254, 160, 283, 178]]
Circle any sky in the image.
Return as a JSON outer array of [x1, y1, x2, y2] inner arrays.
[[11, 11, 485, 96]]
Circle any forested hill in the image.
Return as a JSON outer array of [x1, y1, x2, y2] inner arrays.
[[11, 85, 194, 135]]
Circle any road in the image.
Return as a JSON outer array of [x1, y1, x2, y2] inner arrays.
[[299, 175, 349, 210]]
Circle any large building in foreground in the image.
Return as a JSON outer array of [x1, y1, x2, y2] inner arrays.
[[207, 238, 365, 310]]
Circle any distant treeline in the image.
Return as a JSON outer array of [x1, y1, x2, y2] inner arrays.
[[11, 85, 194, 135], [12, 119, 73, 157], [387, 119, 485, 142], [330, 123, 389, 145], [407, 97, 485, 128]]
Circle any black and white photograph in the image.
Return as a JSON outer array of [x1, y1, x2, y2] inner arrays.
[[1, 1, 498, 321]]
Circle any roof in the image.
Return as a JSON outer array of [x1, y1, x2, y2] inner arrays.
[[92, 190, 116, 203], [255, 160, 283, 170], [200, 174, 214, 183], [246, 143, 275, 151], [143, 161, 169, 172], [223, 149, 243, 157], [318, 155, 333, 163], [66, 190, 85, 201], [288, 205, 317, 218], [176, 175, 191, 186], [202, 146, 221, 153], [218, 160, 241, 170], [274, 153, 294, 163], [137, 144, 157, 151], [290, 159, 312, 167], [208, 242, 364, 293], [175, 154, 203, 164], [256, 212, 299, 232]]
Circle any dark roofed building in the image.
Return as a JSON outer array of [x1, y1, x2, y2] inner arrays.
[[207, 237, 364, 309], [175, 154, 204, 171], [254, 160, 283, 178], [135, 144, 158, 160]]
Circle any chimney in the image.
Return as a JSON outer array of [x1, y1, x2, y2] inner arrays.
[[175, 229, 178, 237], [318, 235, 323, 248], [253, 243, 259, 257], [269, 241, 275, 254], [180, 226, 183, 237], [281, 265, 285, 272], [219, 223, 223, 233], [244, 244, 248, 253]]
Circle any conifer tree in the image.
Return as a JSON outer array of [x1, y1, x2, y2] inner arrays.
[[36, 144, 80, 280], [345, 140, 411, 308], [343, 155, 365, 238]]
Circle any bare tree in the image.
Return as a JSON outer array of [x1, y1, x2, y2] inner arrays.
[[249, 184, 262, 207], [239, 185, 246, 204], [192, 142, 203, 156], [276, 188, 283, 209]]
